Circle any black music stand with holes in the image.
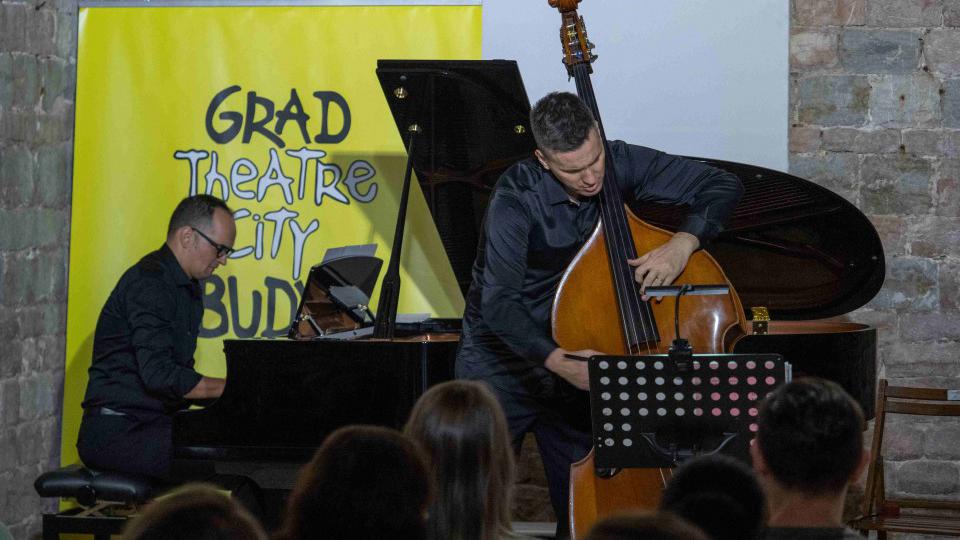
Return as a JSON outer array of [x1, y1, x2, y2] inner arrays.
[[588, 353, 790, 469]]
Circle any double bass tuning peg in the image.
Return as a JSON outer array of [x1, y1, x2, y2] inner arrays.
[[548, 0, 582, 11]]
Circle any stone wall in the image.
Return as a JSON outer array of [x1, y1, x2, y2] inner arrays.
[[790, 0, 960, 532], [0, 0, 77, 537]]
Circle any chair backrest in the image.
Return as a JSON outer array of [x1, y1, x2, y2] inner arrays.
[[883, 385, 960, 417], [861, 379, 960, 517]]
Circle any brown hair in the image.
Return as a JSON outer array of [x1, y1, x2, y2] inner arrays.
[[584, 511, 711, 540], [121, 483, 266, 540], [274, 425, 432, 540], [404, 381, 515, 540]]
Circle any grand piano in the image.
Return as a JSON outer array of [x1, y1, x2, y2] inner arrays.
[[173, 59, 883, 506], [172, 61, 538, 498]]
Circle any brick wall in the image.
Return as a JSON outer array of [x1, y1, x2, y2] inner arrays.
[[790, 1, 960, 535], [0, 0, 77, 537]]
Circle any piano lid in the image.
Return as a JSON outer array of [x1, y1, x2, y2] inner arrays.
[[375, 60, 885, 322], [376, 60, 537, 295], [630, 158, 885, 321]]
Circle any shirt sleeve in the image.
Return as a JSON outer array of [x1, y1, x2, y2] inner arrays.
[[126, 278, 203, 400], [478, 190, 558, 363], [616, 141, 744, 245]]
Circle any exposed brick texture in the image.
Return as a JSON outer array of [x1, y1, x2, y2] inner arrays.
[[792, 3, 960, 538], [0, 0, 76, 536]]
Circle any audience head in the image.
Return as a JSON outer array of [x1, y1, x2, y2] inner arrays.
[[660, 454, 765, 540], [275, 425, 432, 540], [121, 483, 266, 540], [583, 511, 711, 540], [403, 380, 515, 540], [752, 378, 868, 497], [166, 194, 236, 280]]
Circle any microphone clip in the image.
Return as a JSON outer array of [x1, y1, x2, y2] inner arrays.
[[669, 337, 693, 373]]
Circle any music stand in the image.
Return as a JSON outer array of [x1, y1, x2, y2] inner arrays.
[[588, 353, 790, 469], [288, 252, 382, 339]]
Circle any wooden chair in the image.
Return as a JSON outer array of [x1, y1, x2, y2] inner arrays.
[[850, 379, 960, 539]]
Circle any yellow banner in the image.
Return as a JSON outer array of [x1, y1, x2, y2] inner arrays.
[[62, 4, 480, 466]]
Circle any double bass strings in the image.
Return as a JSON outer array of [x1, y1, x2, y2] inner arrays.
[[570, 65, 642, 351], [572, 64, 654, 355], [572, 63, 660, 356]]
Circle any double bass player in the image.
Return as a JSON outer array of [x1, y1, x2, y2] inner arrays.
[[455, 91, 743, 535]]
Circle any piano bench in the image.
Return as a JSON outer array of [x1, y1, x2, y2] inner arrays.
[[34, 464, 156, 540]]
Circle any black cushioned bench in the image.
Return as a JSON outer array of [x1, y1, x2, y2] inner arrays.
[[34, 465, 156, 540]]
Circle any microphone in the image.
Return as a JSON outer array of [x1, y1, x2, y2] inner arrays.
[[642, 284, 731, 371], [669, 284, 694, 372]]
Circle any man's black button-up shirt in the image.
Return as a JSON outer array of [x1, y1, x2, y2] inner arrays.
[[456, 141, 743, 395], [82, 244, 204, 416]]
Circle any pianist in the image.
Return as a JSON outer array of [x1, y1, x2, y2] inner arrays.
[[77, 194, 236, 480], [456, 92, 742, 535]]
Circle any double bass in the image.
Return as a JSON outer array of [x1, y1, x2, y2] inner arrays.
[[545, 1, 749, 536]]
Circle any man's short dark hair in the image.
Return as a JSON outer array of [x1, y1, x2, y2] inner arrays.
[[167, 194, 232, 236], [757, 378, 865, 496], [530, 91, 596, 153], [660, 454, 765, 540]]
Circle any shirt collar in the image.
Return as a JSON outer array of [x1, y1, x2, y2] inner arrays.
[[541, 172, 580, 206], [158, 243, 197, 289]]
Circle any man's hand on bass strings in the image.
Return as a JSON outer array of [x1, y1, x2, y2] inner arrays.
[[628, 231, 699, 301]]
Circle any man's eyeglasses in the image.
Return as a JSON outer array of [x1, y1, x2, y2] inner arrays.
[[191, 227, 235, 258]]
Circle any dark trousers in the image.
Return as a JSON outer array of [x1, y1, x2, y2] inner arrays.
[[488, 384, 593, 539], [77, 411, 265, 519], [77, 412, 173, 481]]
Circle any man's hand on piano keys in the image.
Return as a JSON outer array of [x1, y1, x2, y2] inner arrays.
[[184, 376, 226, 399]]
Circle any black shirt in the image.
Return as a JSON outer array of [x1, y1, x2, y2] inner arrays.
[[82, 244, 204, 416], [456, 141, 743, 396]]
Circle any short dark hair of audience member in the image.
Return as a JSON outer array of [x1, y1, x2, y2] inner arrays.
[[659, 453, 765, 540], [753, 378, 867, 497], [167, 193, 233, 237], [403, 380, 517, 540], [583, 511, 711, 540], [274, 425, 432, 540], [121, 483, 266, 540], [530, 91, 597, 154]]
